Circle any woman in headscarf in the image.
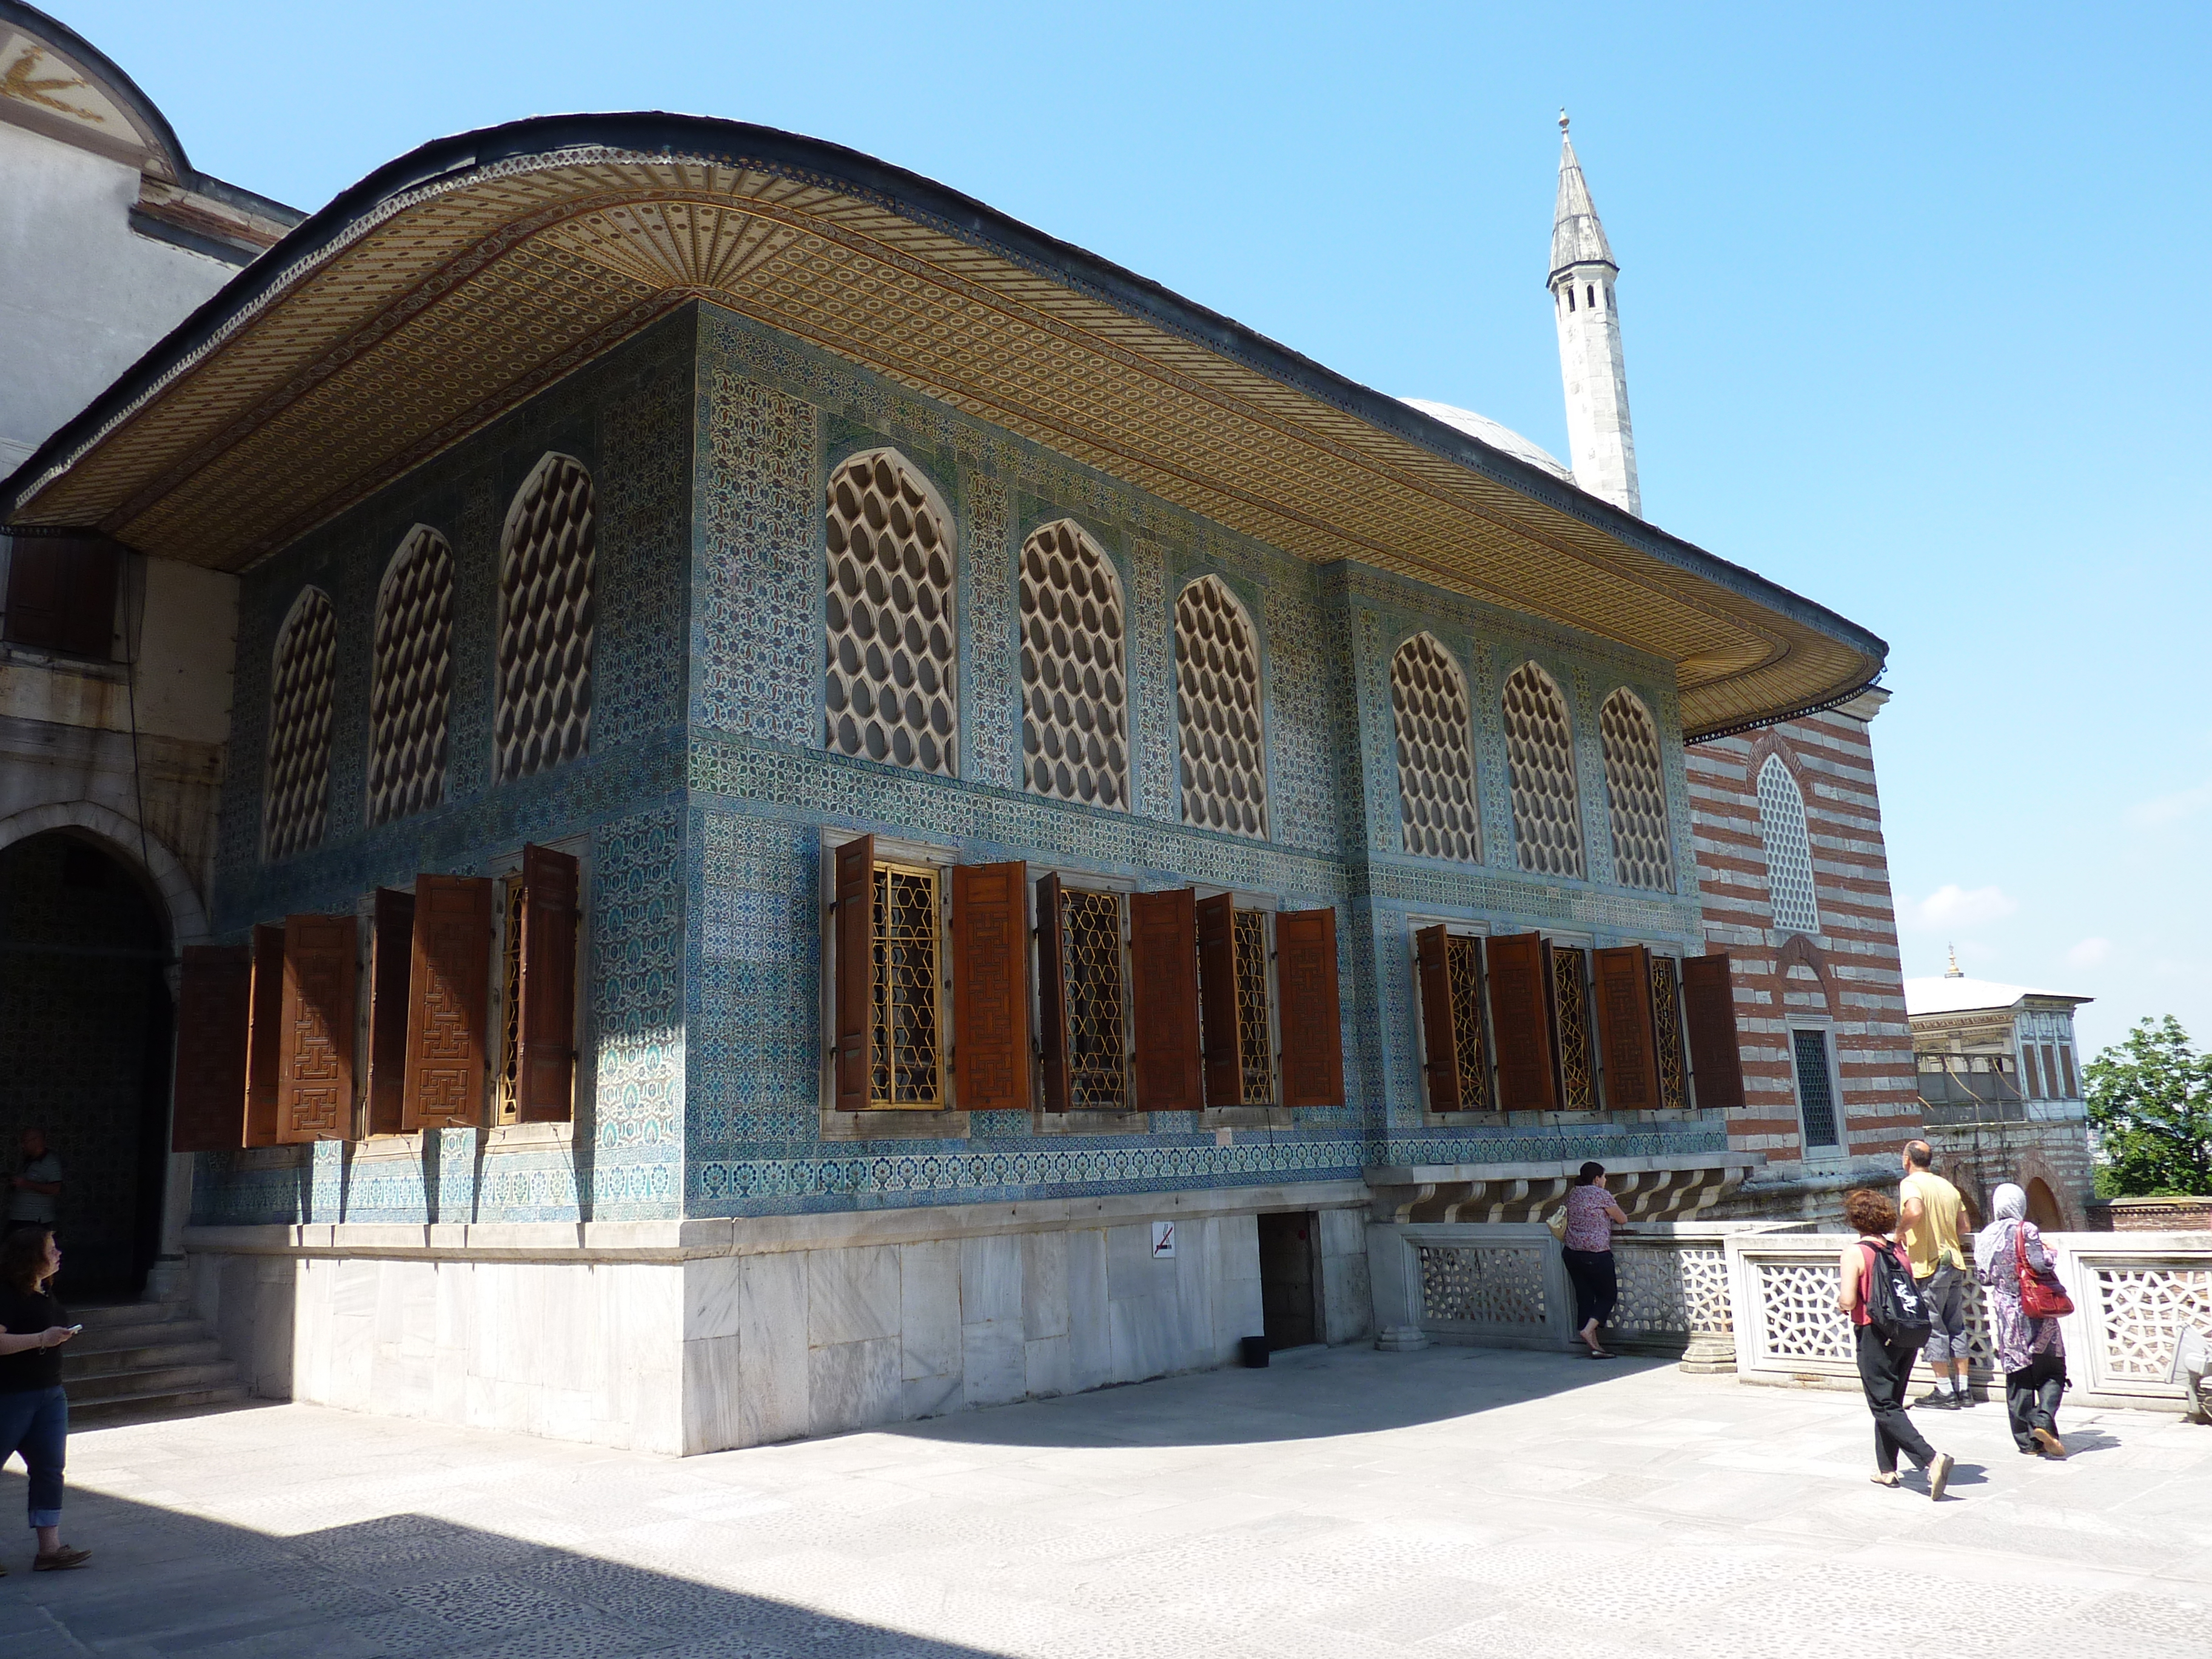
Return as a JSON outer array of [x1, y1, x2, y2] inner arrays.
[[1975, 1182, 2068, 1458]]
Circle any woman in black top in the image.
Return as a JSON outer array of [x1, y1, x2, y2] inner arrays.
[[0, 1226, 88, 1570]]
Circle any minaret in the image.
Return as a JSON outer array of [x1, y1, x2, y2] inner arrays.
[[1550, 112, 1640, 515]]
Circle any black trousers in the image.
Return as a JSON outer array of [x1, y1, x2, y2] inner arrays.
[[1562, 1247, 1618, 1331], [1854, 1324, 1938, 1475], [2006, 1352, 2066, 1451]]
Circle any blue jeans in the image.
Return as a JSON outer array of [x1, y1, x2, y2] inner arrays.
[[0, 1386, 66, 1528]]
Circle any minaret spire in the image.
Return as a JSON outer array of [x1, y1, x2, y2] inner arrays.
[[1549, 113, 1640, 515]]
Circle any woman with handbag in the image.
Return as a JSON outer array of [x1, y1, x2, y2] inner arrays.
[[1556, 1162, 1629, 1358], [1975, 1182, 2071, 1458]]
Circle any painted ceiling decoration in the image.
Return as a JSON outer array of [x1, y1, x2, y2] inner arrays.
[[0, 115, 1885, 737]]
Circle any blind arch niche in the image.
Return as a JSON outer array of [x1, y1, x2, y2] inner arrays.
[[824, 447, 957, 776], [496, 452, 596, 783]]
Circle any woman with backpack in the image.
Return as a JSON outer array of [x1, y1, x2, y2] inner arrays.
[[1837, 1188, 1955, 1499], [1975, 1182, 2070, 1458]]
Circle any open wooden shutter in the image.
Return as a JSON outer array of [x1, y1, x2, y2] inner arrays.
[[243, 923, 286, 1147], [1130, 888, 1201, 1110], [276, 913, 357, 1143], [1414, 925, 1460, 1113], [1194, 893, 1241, 1109], [365, 888, 414, 1135], [951, 861, 1030, 1110], [2, 534, 118, 658], [833, 836, 875, 1111], [516, 844, 579, 1122], [402, 875, 491, 1131], [1035, 873, 1070, 1113], [1486, 931, 1558, 1111], [1594, 944, 1662, 1111], [172, 945, 250, 1151], [1276, 908, 1342, 1108], [1681, 952, 1746, 1111]]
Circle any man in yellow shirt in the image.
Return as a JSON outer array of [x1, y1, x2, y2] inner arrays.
[[1899, 1141, 1972, 1408]]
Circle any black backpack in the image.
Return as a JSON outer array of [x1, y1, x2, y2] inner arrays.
[[1860, 1240, 1932, 1344]]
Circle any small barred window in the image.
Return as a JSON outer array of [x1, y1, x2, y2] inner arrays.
[[1502, 661, 1584, 878], [263, 586, 338, 860], [497, 454, 595, 783], [367, 526, 454, 825], [1757, 753, 1821, 935], [1598, 688, 1672, 891], [1173, 575, 1267, 837], [1019, 520, 1126, 807], [825, 449, 957, 776], [1390, 632, 1478, 862]]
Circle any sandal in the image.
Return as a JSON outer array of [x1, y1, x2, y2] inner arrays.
[[33, 1546, 90, 1572], [1870, 1472, 1900, 1487]]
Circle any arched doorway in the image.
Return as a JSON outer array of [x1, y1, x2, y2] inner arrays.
[[0, 830, 173, 1296], [2025, 1177, 2065, 1233]]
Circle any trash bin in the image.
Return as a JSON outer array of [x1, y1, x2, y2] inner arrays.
[[1239, 1335, 1270, 1369]]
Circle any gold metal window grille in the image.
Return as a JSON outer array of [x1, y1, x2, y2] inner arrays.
[[1059, 888, 1129, 1109], [1551, 945, 1595, 1110], [1233, 908, 1273, 1106], [1446, 934, 1495, 1112], [494, 873, 524, 1124], [871, 861, 944, 1108], [1650, 953, 1689, 1111]]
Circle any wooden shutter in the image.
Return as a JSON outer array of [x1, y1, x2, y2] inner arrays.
[[172, 945, 250, 1151], [276, 913, 357, 1143], [1036, 873, 1071, 1113], [365, 888, 415, 1135], [1414, 924, 1461, 1113], [1594, 944, 1662, 1111], [1681, 952, 1746, 1111], [1276, 908, 1342, 1108], [516, 844, 579, 1122], [951, 861, 1031, 1110], [833, 835, 875, 1111], [243, 923, 286, 1147], [1486, 931, 1558, 1111], [2, 534, 118, 658], [1130, 888, 1201, 1110], [1195, 892, 1242, 1109], [402, 875, 491, 1131]]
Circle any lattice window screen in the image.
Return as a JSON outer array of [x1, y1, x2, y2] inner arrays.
[[1019, 520, 1126, 806], [368, 526, 454, 825], [1599, 688, 1672, 891], [1502, 662, 1584, 878], [825, 449, 957, 776], [1757, 753, 1821, 934], [1173, 575, 1267, 837], [1392, 632, 1478, 862], [497, 454, 595, 782], [263, 587, 338, 860]]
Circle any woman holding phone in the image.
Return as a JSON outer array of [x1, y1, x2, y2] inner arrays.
[[0, 1226, 88, 1570]]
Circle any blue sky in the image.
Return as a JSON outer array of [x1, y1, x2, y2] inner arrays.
[[60, 1, 2211, 1054]]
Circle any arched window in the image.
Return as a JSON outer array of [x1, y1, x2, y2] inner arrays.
[[1390, 632, 1478, 862], [264, 586, 337, 860], [1501, 660, 1583, 878], [367, 525, 453, 825], [824, 448, 956, 776], [1019, 519, 1126, 807], [1757, 752, 1821, 935], [497, 454, 595, 783], [1598, 688, 1672, 891], [1173, 574, 1266, 837]]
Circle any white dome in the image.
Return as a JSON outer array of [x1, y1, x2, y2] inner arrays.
[[1400, 398, 1570, 483]]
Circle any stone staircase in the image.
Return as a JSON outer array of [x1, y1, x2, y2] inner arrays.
[[61, 1294, 249, 1425]]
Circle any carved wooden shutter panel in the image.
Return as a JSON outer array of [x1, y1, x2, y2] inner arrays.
[[1681, 952, 1746, 1111], [1486, 931, 1558, 1111], [834, 835, 875, 1111], [276, 913, 357, 1143], [172, 945, 251, 1152], [1414, 924, 1461, 1113], [244, 923, 285, 1147], [1594, 944, 1662, 1112], [516, 844, 579, 1122], [951, 861, 1030, 1111], [366, 888, 415, 1136], [1194, 892, 1242, 1110], [402, 875, 491, 1131], [1130, 888, 1201, 1110], [1276, 908, 1342, 1108], [1035, 873, 1071, 1113]]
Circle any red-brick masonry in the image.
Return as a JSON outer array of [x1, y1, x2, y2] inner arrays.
[[2085, 1196, 2212, 1233]]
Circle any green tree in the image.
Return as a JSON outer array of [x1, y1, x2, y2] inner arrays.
[[2085, 1016, 2212, 1197]]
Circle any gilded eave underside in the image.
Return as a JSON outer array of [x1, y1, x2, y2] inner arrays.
[[1, 135, 1883, 736]]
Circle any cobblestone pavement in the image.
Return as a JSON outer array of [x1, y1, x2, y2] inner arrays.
[[2, 1345, 2208, 1657]]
